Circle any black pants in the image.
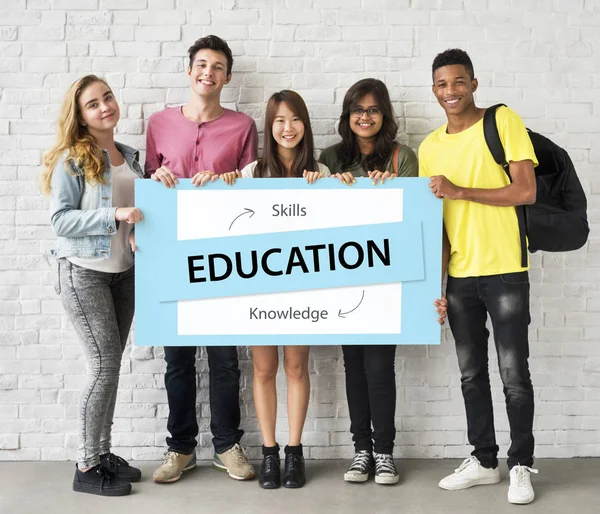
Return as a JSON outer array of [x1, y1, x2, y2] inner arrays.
[[447, 271, 535, 470], [164, 346, 243, 454], [342, 345, 397, 454]]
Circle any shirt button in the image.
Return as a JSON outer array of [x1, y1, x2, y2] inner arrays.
[[196, 140, 199, 145], [195, 157, 198, 161], [198, 124, 201, 129]]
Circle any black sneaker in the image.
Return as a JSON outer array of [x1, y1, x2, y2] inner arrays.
[[73, 464, 132, 496], [344, 450, 374, 483], [259, 454, 281, 489], [373, 452, 399, 485], [283, 453, 306, 489], [100, 452, 142, 482]]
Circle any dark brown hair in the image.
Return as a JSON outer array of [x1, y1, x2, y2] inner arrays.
[[335, 78, 398, 173], [188, 35, 233, 75], [255, 90, 318, 178]]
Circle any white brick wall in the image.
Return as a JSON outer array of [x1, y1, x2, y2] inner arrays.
[[1, 1, 599, 461]]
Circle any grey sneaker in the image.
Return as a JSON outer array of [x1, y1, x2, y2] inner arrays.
[[373, 452, 399, 485], [213, 443, 256, 480], [152, 451, 197, 483]]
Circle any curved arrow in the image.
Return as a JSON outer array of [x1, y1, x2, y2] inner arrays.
[[229, 208, 255, 231], [338, 290, 365, 318]]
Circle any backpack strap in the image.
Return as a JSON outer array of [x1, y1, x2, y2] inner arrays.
[[392, 143, 403, 175], [483, 103, 528, 268], [483, 104, 508, 169]]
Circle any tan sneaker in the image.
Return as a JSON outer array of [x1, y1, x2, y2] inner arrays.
[[153, 451, 197, 483], [213, 443, 256, 480]]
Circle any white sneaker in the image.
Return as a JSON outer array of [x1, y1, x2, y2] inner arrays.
[[508, 465, 538, 504], [438, 456, 500, 490]]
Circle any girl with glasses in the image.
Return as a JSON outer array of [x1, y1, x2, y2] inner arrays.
[[319, 78, 418, 185], [318, 78, 418, 485]]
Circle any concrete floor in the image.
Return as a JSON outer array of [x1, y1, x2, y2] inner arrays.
[[0, 459, 598, 514]]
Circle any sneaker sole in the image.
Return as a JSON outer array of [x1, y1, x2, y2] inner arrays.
[[73, 482, 132, 496], [439, 476, 501, 491], [120, 471, 142, 483], [375, 475, 399, 485], [508, 494, 535, 505], [212, 462, 256, 481], [344, 472, 371, 483], [153, 461, 197, 484]]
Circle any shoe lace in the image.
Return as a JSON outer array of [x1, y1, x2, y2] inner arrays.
[[229, 443, 249, 466], [95, 465, 117, 491], [454, 456, 479, 474], [513, 465, 539, 488], [373, 453, 396, 475], [286, 453, 302, 472], [103, 452, 127, 473], [162, 451, 179, 466], [263, 454, 279, 473], [348, 451, 372, 473]]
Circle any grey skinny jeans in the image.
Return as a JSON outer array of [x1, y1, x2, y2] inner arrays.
[[57, 258, 135, 468]]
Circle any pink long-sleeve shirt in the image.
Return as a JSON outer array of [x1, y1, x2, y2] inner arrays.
[[144, 106, 258, 178]]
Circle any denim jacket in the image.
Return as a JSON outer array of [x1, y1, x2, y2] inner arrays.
[[50, 141, 145, 259]]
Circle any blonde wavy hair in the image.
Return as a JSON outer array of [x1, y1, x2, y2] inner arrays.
[[42, 75, 114, 195]]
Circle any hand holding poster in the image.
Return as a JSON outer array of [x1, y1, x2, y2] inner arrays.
[[135, 177, 442, 346]]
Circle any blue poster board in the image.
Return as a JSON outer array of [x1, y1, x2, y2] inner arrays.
[[134, 178, 442, 346]]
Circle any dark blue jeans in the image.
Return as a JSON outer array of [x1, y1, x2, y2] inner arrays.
[[446, 271, 534, 470], [164, 346, 243, 454]]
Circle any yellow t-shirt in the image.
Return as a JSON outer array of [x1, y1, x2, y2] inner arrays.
[[418, 106, 538, 278]]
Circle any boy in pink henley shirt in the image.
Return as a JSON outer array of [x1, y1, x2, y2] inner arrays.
[[147, 35, 258, 486], [144, 105, 257, 178]]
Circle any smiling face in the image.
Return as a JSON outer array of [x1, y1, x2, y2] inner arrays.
[[272, 101, 305, 151], [348, 93, 384, 141], [432, 64, 478, 116], [188, 48, 231, 99], [78, 80, 120, 135]]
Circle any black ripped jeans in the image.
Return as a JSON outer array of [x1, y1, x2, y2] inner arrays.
[[446, 271, 535, 470]]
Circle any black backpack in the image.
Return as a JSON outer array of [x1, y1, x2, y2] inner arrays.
[[483, 104, 589, 267]]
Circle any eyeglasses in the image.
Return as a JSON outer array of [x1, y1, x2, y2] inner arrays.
[[350, 107, 382, 118]]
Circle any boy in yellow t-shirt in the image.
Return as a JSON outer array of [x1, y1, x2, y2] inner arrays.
[[419, 49, 539, 506]]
